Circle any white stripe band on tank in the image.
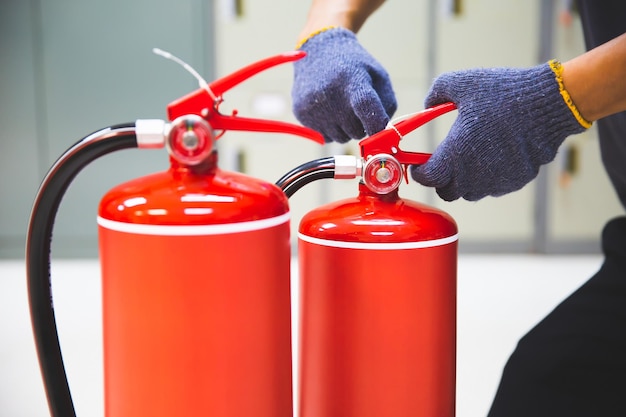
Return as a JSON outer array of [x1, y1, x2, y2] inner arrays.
[[298, 233, 458, 250], [97, 212, 290, 236]]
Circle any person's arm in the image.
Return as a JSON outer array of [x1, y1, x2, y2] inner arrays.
[[298, 0, 386, 41], [562, 32, 626, 122]]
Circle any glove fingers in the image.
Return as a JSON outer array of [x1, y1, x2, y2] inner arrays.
[[350, 87, 393, 137], [292, 84, 378, 142], [293, 94, 352, 142], [410, 150, 460, 201], [424, 74, 458, 108], [410, 156, 450, 186], [316, 122, 353, 143], [371, 70, 398, 122], [328, 125, 353, 144]]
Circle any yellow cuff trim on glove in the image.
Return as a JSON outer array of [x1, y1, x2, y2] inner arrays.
[[295, 26, 336, 50], [549, 59, 592, 129]]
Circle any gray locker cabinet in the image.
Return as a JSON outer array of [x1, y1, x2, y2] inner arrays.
[[1, 1, 42, 258], [1, 0, 215, 258]]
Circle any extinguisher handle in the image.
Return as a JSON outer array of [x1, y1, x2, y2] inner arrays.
[[359, 102, 457, 165], [209, 113, 325, 143], [166, 51, 325, 144], [209, 50, 305, 97]]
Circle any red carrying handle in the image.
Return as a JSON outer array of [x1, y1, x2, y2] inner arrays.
[[359, 102, 457, 164], [166, 51, 325, 144]]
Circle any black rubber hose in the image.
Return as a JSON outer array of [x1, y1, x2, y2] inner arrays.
[[26, 123, 138, 417], [275, 156, 335, 197]]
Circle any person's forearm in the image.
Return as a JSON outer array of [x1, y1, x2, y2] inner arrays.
[[298, 0, 386, 40], [562, 32, 626, 122]]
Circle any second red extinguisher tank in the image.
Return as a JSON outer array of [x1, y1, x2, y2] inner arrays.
[[279, 103, 461, 417], [297, 183, 458, 417]]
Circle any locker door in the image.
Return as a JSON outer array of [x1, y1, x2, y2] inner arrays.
[[0, 0, 215, 258], [0, 1, 42, 258]]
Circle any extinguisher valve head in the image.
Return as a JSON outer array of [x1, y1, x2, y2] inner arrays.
[[166, 115, 215, 166], [363, 154, 403, 194]]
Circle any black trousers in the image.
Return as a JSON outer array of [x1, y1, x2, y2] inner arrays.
[[487, 218, 626, 416], [488, 3, 626, 416]]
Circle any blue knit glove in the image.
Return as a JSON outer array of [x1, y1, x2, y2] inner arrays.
[[292, 27, 397, 143], [410, 61, 591, 201]]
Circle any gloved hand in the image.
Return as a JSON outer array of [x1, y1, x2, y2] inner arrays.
[[410, 61, 591, 201], [292, 27, 397, 143]]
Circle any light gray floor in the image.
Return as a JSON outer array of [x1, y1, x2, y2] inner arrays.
[[1, 255, 601, 417]]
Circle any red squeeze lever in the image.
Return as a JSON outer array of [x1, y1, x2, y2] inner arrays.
[[359, 102, 457, 164], [167, 51, 325, 144]]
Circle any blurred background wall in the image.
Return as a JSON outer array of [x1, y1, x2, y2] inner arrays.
[[1, 0, 622, 259]]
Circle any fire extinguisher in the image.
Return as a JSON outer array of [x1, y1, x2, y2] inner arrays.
[[277, 102, 458, 417], [26, 50, 323, 417]]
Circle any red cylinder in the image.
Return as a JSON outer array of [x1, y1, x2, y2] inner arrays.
[[297, 183, 458, 417], [97, 154, 293, 417]]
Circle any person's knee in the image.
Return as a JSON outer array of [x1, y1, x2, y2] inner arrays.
[[602, 216, 626, 259]]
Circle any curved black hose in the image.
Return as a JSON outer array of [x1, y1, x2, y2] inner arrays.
[[26, 123, 138, 417], [276, 156, 335, 197]]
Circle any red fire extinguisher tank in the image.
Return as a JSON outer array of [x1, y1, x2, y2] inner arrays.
[[24, 51, 325, 417], [297, 183, 458, 417], [98, 152, 293, 417]]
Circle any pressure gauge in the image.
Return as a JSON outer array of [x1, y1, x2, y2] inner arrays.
[[166, 115, 215, 166], [362, 154, 403, 194]]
